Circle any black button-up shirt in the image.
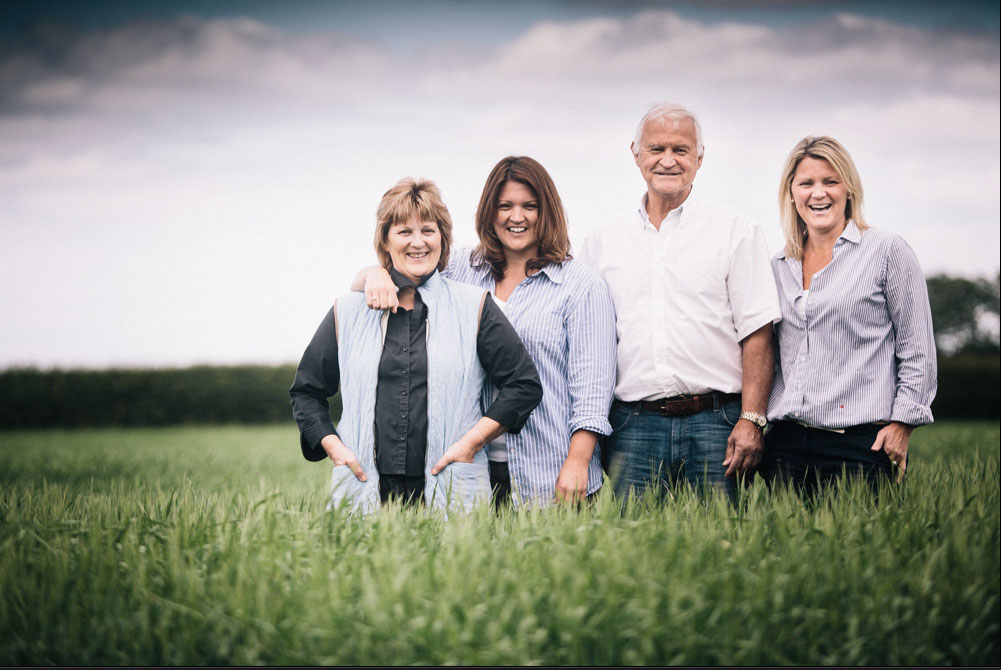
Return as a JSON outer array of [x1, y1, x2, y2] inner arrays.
[[290, 270, 542, 470], [375, 269, 430, 476]]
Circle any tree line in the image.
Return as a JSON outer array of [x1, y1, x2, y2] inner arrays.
[[926, 272, 1000, 355]]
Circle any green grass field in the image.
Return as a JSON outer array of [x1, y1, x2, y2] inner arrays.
[[1, 422, 998, 666]]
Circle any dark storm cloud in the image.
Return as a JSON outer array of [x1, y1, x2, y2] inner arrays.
[[0, 15, 397, 117], [2, 8, 996, 122]]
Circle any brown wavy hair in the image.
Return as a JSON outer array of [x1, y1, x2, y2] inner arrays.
[[374, 177, 453, 273], [473, 156, 571, 281]]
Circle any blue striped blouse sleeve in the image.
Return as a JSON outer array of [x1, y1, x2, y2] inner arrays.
[[564, 270, 617, 436]]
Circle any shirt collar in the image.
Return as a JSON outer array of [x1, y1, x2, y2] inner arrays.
[[389, 266, 434, 290], [777, 219, 861, 261], [535, 259, 567, 284], [469, 248, 567, 284], [839, 219, 862, 245], [637, 191, 692, 231]]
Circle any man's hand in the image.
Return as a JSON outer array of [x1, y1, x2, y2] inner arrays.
[[728, 322, 773, 480], [430, 437, 480, 475], [870, 421, 913, 483], [723, 419, 763, 478], [320, 434, 367, 482]]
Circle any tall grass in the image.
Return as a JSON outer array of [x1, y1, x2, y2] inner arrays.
[[0, 422, 998, 665]]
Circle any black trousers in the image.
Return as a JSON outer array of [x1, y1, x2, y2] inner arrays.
[[489, 461, 512, 509], [759, 420, 897, 497], [381, 468, 511, 508], [379, 474, 425, 506]]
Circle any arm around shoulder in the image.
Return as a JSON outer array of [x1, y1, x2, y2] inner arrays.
[[350, 265, 399, 312]]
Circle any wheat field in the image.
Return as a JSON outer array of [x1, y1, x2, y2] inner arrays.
[[0, 422, 997, 665]]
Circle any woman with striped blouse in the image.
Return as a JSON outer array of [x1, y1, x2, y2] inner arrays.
[[761, 136, 937, 495], [357, 157, 617, 507]]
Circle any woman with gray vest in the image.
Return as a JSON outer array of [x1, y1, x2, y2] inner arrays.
[[290, 177, 542, 513], [353, 157, 617, 508]]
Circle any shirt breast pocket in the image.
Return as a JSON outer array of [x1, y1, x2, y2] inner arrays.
[[517, 311, 566, 361], [670, 249, 727, 300]]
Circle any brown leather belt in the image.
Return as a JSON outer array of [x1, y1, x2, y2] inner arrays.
[[638, 392, 741, 417]]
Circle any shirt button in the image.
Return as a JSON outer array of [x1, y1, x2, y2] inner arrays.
[[402, 346, 408, 352], [401, 412, 407, 418]]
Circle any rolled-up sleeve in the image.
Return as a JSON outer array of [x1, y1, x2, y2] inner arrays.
[[476, 297, 543, 433], [289, 305, 340, 462], [884, 237, 938, 425], [565, 277, 617, 436]]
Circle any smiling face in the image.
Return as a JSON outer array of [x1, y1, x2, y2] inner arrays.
[[493, 180, 540, 259], [383, 217, 441, 283], [791, 156, 849, 238], [632, 116, 703, 204]]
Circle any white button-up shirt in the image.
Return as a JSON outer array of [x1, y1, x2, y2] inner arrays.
[[578, 194, 781, 402]]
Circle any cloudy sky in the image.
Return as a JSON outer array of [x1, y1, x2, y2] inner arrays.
[[2, 0, 998, 369]]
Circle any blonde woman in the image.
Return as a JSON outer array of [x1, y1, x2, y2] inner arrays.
[[762, 136, 937, 494]]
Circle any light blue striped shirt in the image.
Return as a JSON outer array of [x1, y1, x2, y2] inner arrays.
[[768, 221, 937, 429], [446, 246, 617, 506]]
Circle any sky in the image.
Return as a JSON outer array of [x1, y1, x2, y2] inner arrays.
[[2, 0, 999, 369]]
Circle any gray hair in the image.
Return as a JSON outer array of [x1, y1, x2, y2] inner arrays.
[[632, 102, 704, 158]]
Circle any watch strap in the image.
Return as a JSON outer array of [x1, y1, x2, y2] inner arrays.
[[739, 411, 767, 430]]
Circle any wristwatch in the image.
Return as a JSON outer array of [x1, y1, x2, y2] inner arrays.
[[739, 411, 768, 431]]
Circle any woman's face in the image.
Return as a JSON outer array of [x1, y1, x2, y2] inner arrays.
[[384, 217, 441, 283], [493, 180, 539, 257], [791, 156, 849, 237]]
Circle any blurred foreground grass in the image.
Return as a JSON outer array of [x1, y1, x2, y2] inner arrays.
[[0, 422, 998, 665]]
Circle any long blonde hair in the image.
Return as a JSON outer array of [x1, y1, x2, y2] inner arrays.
[[778, 136, 868, 260]]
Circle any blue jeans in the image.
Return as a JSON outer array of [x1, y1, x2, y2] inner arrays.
[[605, 396, 740, 503]]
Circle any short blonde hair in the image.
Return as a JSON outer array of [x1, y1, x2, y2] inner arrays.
[[374, 177, 453, 273], [778, 136, 868, 260]]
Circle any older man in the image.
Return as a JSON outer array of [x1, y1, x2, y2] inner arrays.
[[578, 103, 780, 502]]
